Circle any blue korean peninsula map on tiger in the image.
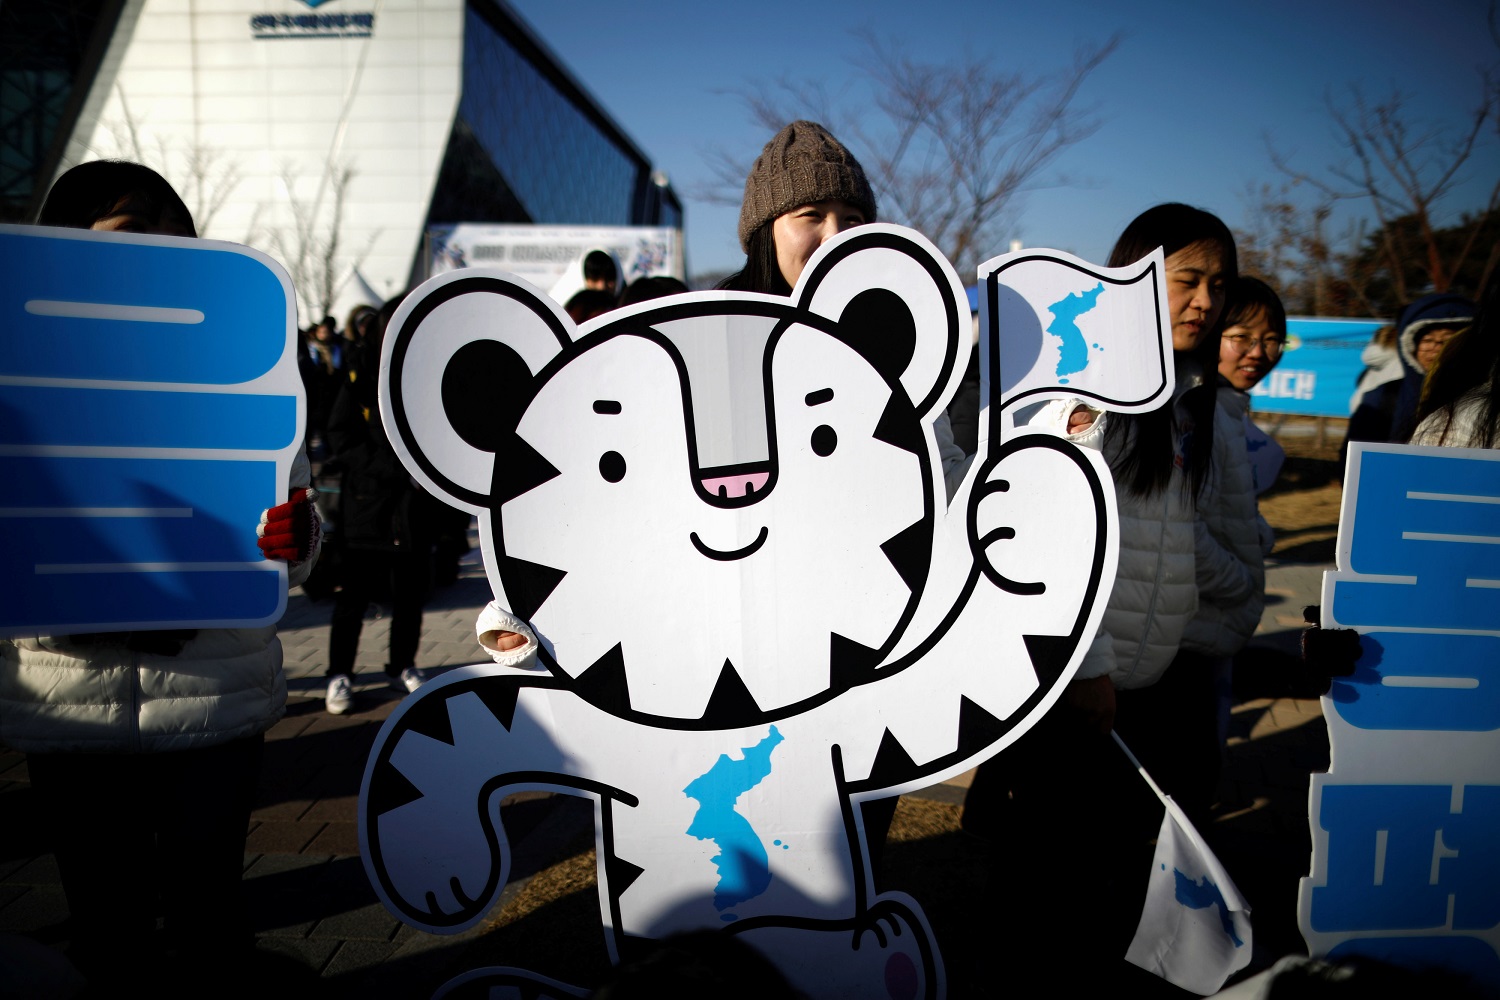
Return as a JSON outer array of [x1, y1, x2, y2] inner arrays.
[[683, 726, 785, 919]]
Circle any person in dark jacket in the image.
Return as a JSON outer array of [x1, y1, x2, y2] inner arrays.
[[323, 295, 438, 713], [13, 159, 321, 992], [1344, 293, 1474, 453]]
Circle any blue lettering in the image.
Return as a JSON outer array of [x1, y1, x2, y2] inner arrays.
[[1329, 450, 1500, 633], [1311, 785, 1500, 932], [0, 231, 288, 384], [0, 456, 283, 630], [1329, 632, 1500, 731]]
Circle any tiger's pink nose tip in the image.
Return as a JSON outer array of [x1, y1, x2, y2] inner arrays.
[[701, 471, 771, 499]]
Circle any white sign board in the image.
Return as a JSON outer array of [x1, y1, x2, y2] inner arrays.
[[360, 225, 1174, 997], [1299, 442, 1500, 989], [426, 223, 683, 294]]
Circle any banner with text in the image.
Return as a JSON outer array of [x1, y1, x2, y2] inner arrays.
[[425, 224, 682, 297], [1249, 317, 1382, 418]]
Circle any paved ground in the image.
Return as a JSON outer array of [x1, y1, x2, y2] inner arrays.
[[0, 551, 1333, 997]]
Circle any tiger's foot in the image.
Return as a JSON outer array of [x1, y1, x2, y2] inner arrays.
[[727, 895, 941, 1000]]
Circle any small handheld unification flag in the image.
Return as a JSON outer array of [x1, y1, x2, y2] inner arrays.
[[1114, 732, 1252, 995], [977, 247, 1173, 436]]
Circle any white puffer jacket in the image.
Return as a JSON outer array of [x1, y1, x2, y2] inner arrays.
[[1410, 386, 1497, 448], [1032, 360, 1204, 690], [1180, 385, 1272, 658], [0, 451, 316, 754]]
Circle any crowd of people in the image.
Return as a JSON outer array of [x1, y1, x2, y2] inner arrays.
[[4, 114, 1496, 995]]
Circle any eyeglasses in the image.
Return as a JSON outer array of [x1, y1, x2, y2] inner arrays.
[[1416, 332, 1456, 354], [1223, 333, 1286, 357]]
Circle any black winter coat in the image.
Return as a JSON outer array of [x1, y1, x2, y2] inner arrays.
[[325, 376, 437, 552]]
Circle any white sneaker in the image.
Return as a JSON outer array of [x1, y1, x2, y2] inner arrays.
[[397, 667, 425, 693], [326, 675, 354, 715]]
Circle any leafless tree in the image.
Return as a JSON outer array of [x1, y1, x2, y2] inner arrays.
[[1270, 81, 1498, 304], [703, 32, 1118, 274], [1235, 181, 1313, 304], [1233, 180, 1390, 315], [90, 84, 380, 321], [264, 162, 379, 321], [96, 84, 242, 237]]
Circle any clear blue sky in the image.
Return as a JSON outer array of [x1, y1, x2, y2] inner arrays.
[[507, 0, 1498, 280]]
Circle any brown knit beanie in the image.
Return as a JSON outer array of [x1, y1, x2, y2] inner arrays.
[[738, 121, 877, 252]]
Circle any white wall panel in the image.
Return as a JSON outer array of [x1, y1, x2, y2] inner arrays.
[[65, 0, 464, 322], [132, 11, 192, 41]]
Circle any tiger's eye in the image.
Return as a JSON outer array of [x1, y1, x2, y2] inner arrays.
[[599, 451, 626, 482], [811, 425, 837, 457]]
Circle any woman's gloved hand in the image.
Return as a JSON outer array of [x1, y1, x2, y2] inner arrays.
[[1301, 605, 1361, 694], [257, 487, 321, 563]]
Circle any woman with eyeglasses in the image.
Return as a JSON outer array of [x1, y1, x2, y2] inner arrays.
[[1183, 277, 1290, 749]]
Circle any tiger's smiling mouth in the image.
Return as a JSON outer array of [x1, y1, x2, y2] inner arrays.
[[689, 527, 769, 562]]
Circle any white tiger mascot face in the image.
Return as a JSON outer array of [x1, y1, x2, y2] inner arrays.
[[381, 229, 968, 728]]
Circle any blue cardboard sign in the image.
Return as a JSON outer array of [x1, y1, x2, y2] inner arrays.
[[0, 225, 303, 635], [1249, 317, 1383, 418], [1299, 443, 1500, 987]]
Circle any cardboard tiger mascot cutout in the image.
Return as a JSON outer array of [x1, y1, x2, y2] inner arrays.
[[360, 226, 1153, 998]]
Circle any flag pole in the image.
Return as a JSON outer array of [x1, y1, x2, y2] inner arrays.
[[1110, 729, 1171, 806]]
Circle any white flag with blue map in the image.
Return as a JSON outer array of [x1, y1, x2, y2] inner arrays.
[[977, 248, 1172, 420], [1127, 794, 1253, 994]]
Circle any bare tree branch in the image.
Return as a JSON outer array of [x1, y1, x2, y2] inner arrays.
[[92, 85, 243, 237], [1271, 79, 1498, 306], [264, 162, 379, 320], [697, 33, 1118, 272]]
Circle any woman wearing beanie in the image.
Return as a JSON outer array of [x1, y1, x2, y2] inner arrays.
[[720, 120, 879, 294], [720, 120, 972, 871]]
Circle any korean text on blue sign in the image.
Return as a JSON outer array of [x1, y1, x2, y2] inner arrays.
[[0, 226, 303, 635], [1298, 443, 1500, 989], [1249, 317, 1382, 419]]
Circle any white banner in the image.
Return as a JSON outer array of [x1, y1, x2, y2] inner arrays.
[[425, 223, 682, 294]]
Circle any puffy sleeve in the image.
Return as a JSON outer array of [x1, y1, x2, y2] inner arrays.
[[1027, 398, 1108, 451], [932, 412, 971, 502], [1073, 627, 1116, 681]]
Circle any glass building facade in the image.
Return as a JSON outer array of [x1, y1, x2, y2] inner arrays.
[[0, 0, 122, 223], [11, 0, 682, 262], [427, 0, 681, 232]]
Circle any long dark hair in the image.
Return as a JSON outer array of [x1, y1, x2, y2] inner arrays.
[[36, 160, 196, 236], [1105, 203, 1237, 500], [717, 222, 791, 296], [1413, 269, 1499, 447]]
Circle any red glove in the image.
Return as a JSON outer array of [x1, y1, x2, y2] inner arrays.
[[257, 487, 320, 563]]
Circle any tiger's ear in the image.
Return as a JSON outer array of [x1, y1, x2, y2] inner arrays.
[[379, 271, 573, 511], [795, 225, 968, 420]]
